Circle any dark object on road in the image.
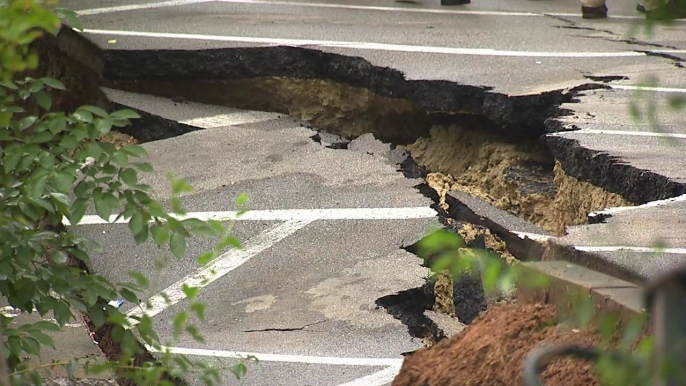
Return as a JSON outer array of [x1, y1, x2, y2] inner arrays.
[[581, 4, 608, 18], [441, 0, 470, 5], [637, 3, 647, 12]]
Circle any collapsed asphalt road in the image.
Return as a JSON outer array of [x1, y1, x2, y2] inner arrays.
[[61, 0, 686, 385]]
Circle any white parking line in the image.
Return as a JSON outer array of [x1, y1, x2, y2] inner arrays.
[[513, 231, 552, 242], [148, 345, 404, 367], [67, 207, 438, 226], [180, 112, 281, 128], [82, 29, 686, 58], [589, 194, 686, 218], [335, 366, 401, 386], [561, 129, 686, 139], [76, 0, 213, 15], [575, 246, 686, 254], [76, 0, 665, 21], [127, 219, 313, 321], [610, 85, 686, 94]]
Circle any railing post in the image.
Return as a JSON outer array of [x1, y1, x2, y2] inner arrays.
[[644, 265, 686, 386]]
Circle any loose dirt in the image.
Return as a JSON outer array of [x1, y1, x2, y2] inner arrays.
[[392, 303, 601, 386], [410, 126, 633, 236]]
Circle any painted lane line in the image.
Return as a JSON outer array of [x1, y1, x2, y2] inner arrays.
[[66, 207, 438, 226], [81, 29, 686, 59], [575, 246, 686, 254], [127, 220, 313, 322], [180, 112, 280, 128], [335, 366, 401, 386], [76, 0, 213, 16], [219, 0, 538, 17], [610, 85, 686, 94], [512, 231, 553, 242], [147, 345, 404, 367], [217, 0, 668, 20], [563, 129, 686, 139], [589, 194, 686, 217]]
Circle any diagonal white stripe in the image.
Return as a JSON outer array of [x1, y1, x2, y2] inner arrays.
[[127, 220, 313, 322], [147, 345, 404, 367]]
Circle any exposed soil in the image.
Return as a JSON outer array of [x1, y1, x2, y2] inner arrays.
[[392, 303, 601, 386], [413, 126, 633, 235]]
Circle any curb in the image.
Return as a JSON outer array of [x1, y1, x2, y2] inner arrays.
[[517, 260, 646, 324]]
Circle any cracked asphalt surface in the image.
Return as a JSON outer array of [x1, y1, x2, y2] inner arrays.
[[64, 0, 686, 384]]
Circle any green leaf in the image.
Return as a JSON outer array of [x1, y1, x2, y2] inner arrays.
[[110, 109, 141, 120], [67, 359, 78, 380], [120, 289, 139, 304], [69, 203, 88, 226], [4, 152, 21, 173], [191, 302, 206, 321], [59, 134, 80, 149], [17, 116, 37, 130], [29, 175, 48, 199], [29, 330, 55, 348], [30, 130, 53, 143], [197, 251, 217, 266], [133, 162, 154, 173], [35, 90, 52, 111], [52, 172, 74, 193], [173, 312, 188, 338], [120, 168, 138, 186], [22, 337, 41, 355], [182, 285, 200, 300], [78, 105, 108, 118], [170, 232, 186, 259], [96, 118, 112, 134], [134, 224, 149, 245], [29, 370, 41, 386], [54, 303, 73, 327], [236, 193, 248, 206], [129, 212, 145, 235], [121, 145, 148, 157], [86, 143, 103, 160], [42, 77, 66, 90], [94, 193, 112, 221], [90, 306, 105, 328], [32, 321, 61, 332], [128, 271, 150, 289], [151, 224, 170, 246], [217, 236, 241, 251], [52, 250, 68, 264], [73, 110, 93, 123]]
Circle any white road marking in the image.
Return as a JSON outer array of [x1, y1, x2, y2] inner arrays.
[[148, 345, 404, 367], [589, 194, 686, 217], [610, 85, 686, 94], [564, 129, 686, 139], [335, 366, 401, 386], [127, 220, 313, 321], [575, 246, 686, 254], [81, 29, 686, 58], [67, 207, 438, 226], [73, 0, 658, 20], [512, 231, 553, 242], [76, 0, 213, 16], [180, 112, 280, 128]]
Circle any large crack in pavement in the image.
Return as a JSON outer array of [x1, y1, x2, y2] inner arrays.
[[95, 44, 686, 347], [40, 21, 686, 371]]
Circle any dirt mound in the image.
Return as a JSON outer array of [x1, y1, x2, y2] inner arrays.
[[392, 303, 601, 386]]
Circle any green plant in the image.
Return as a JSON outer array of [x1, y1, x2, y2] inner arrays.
[[0, 1, 251, 384]]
